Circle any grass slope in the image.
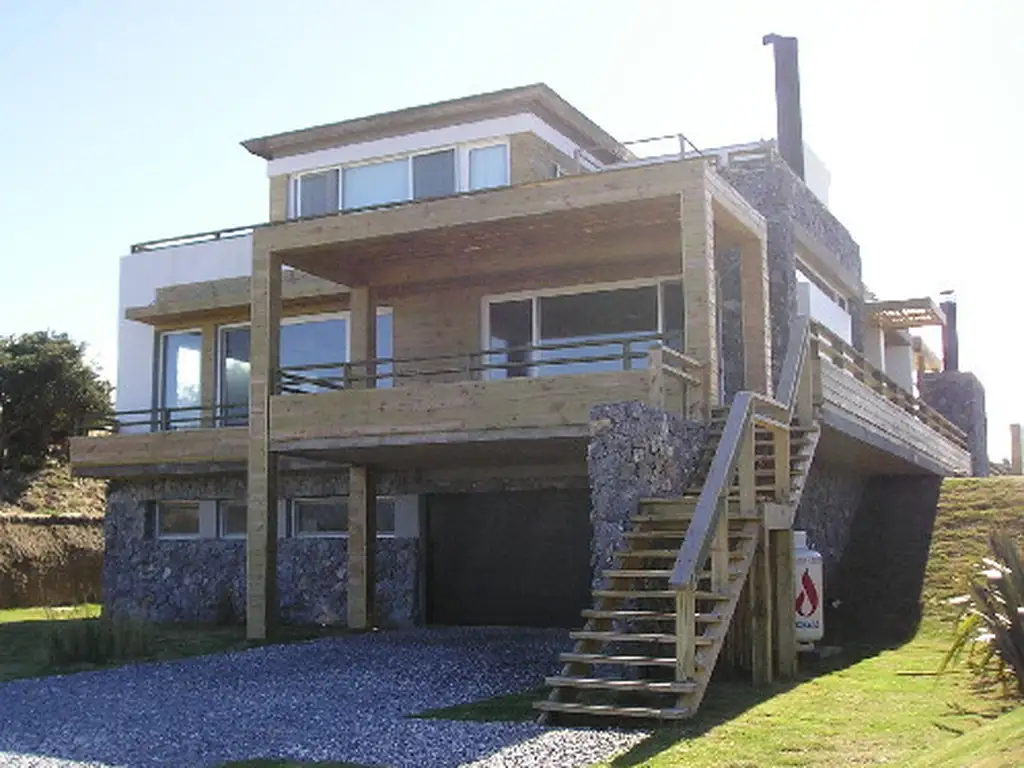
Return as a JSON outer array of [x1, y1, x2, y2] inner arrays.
[[904, 706, 1024, 767]]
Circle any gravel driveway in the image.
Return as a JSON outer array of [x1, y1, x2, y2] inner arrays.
[[0, 627, 648, 767]]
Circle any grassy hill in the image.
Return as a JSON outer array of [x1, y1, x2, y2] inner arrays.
[[0, 463, 105, 518]]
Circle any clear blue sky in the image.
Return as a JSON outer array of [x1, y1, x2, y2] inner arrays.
[[0, 0, 1019, 459]]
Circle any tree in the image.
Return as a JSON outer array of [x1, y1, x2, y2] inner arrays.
[[0, 331, 112, 471]]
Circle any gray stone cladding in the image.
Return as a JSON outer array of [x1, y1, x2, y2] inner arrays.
[[793, 457, 867, 586], [105, 473, 418, 627], [920, 371, 989, 476], [587, 402, 707, 590], [720, 153, 864, 386]]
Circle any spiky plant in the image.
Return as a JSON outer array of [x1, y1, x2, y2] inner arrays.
[[940, 533, 1024, 694]]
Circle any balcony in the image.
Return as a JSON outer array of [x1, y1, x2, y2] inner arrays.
[[70, 334, 702, 475]]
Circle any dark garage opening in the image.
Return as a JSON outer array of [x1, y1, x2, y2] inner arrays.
[[426, 489, 593, 628]]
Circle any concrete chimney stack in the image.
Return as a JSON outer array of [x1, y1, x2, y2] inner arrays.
[[763, 33, 805, 180], [939, 291, 959, 372]]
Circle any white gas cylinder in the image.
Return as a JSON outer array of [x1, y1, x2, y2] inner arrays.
[[793, 530, 824, 645]]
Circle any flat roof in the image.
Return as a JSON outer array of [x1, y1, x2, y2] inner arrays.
[[241, 83, 627, 164]]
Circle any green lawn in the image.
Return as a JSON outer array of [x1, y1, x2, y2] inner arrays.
[[0, 604, 350, 682], [419, 478, 1024, 767]]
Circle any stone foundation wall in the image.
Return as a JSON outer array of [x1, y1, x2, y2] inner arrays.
[[920, 371, 989, 476], [793, 457, 868, 585], [588, 402, 707, 588], [105, 474, 418, 626]]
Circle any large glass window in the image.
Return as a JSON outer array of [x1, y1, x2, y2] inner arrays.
[[292, 497, 397, 537], [412, 149, 456, 200], [342, 159, 408, 210], [219, 327, 250, 425], [160, 331, 202, 429], [469, 145, 509, 190], [156, 501, 200, 539], [280, 317, 347, 393], [297, 169, 340, 217], [218, 501, 247, 539], [485, 281, 683, 378]]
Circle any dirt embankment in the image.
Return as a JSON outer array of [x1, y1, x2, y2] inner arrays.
[[0, 465, 105, 608]]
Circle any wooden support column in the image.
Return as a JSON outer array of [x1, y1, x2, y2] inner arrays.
[[771, 529, 798, 679], [647, 347, 666, 410], [246, 239, 281, 641], [710, 498, 730, 594], [681, 166, 719, 413], [675, 586, 696, 680], [200, 323, 217, 427], [347, 464, 376, 629], [751, 527, 773, 684], [1011, 424, 1023, 475], [796, 343, 816, 427], [773, 429, 791, 503], [738, 423, 756, 515], [349, 287, 377, 388], [739, 235, 772, 396]]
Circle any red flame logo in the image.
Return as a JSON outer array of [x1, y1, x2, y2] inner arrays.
[[795, 569, 819, 617]]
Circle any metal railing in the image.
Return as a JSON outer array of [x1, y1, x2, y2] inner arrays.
[[85, 403, 248, 434], [277, 331, 684, 392]]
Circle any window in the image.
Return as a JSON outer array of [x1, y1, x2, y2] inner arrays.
[[292, 496, 397, 537], [218, 501, 246, 538], [485, 280, 684, 378], [159, 331, 202, 429], [219, 326, 250, 426], [342, 158, 408, 210], [296, 169, 340, 217], [469, 145, 509, 190], [156, 501, 200, 539], [218, 313, 393, 405], [413, 149, 457, 199]]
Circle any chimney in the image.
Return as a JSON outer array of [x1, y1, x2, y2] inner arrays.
[[763, 33, 805, 179], [939, 291, 959, 372]]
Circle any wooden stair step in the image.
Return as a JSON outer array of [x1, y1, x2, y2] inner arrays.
[[545, 676, 698, 695], [604, 566, 740, 580], [580, 609, 722, 623], [534, 700, 691, 720], [618, 549, 744, 561], [570, 631, 712, 645], [559, 651, 680, 667], [593, 589, 730, 600], [624, 529, 755, 541]]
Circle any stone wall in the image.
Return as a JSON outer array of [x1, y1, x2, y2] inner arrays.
[[720, 153, 864, 385], [715, 244, 745, 402], [587, 402, 707, 588], [919, 371, 989, 476], [105, 473, 418, 626], [793, 457, 868, 586]]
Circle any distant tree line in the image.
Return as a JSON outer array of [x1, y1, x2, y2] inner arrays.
[[0, 331, 112, 472]]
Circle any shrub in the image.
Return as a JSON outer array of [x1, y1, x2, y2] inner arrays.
[[47, 614, 156, 667], [941, 533, 1024, 694]]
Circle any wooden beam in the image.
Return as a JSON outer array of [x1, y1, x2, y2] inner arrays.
[[771, 529, 798, 679], [246, 238, 281, 641], [773, 429, 792, 503], [347, 464, 376, 629], [739, 235, 772, 396], [349, 287, 377, 388], [1011, 424, 1022, 475], [751, 527, 773, 684], [262, 161, 688, 254], [710, 498, 730, 594], [738, 423, 756, 515], [675, 587, 696, 680], [647, 346, 666, 409], [681, 165, 718, 411], [200, 323, 217, 427]]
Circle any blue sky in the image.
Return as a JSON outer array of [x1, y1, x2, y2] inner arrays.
[[0, 0, 1019, 459]]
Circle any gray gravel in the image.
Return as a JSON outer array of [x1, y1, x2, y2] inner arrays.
[[0, 627, 648, 767]]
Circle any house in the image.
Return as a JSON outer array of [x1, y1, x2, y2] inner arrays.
[[71, 40, 987, 721]]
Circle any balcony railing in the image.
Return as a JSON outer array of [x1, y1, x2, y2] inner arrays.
[[85, 404, 248, 434], [277, 331, 685, 392]]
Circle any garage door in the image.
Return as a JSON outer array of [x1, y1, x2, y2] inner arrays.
[[426, 490, 593, 628]]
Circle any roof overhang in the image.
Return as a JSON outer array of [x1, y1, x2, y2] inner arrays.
[[241, 83, 627, 165], [866, 297, 947, 329]]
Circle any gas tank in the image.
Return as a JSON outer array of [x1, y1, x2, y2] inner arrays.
[[793, 530, 824, 644]]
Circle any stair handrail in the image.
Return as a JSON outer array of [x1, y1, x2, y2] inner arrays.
[[669, 316, 812, 589]]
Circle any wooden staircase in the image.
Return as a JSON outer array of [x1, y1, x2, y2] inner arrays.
[[537, 319, 822, 724]]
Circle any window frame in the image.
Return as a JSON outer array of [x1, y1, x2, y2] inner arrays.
[[217, 500, 247, 540], [155, 328, 204, 430], [290, 496, 398, 539], [288, 139, 512, 218], [155, 500, 202, 540], [480, 277, 685, 380]]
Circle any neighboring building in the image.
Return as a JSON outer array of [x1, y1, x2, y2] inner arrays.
[[71, 76, 982, 722]]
